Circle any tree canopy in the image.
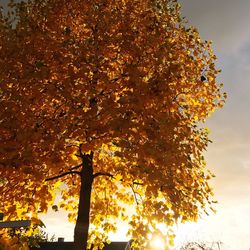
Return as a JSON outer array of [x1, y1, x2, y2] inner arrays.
[[0, 0, 226, 249]]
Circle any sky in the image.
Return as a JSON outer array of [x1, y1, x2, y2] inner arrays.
[[1, 0, 250, 249], [176, 1, 250, 249]]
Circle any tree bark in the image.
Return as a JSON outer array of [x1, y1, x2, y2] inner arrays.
[[74, 152, 94, 250]]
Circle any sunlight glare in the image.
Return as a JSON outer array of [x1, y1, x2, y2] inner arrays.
[[150, 236, 165, 250]]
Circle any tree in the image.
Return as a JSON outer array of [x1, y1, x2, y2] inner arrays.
[[0, 223, 55, 250], [0, 0, 226, 249], [180, 241, 223, 250]]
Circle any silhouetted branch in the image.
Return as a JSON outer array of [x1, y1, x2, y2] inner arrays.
[[93, 172, 114, 179], [130, 184, 139, 205], [93, 172, 143, 186], [69, 163, 82, 171], [46, 171, 81, 181]]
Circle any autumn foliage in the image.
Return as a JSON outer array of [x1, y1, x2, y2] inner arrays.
[[0, 0, 225, 249]]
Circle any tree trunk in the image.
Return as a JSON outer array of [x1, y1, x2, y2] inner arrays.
[[74, 152, 94, 250]]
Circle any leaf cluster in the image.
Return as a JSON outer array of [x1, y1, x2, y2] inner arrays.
[[0, 0, 225, 248]]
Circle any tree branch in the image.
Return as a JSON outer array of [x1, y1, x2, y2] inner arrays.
[[93, 172, 143, 186], [93, 172, 114, 179], [46, 171, 81, 181], [69, 163, 82, 171], [130, 184, 139, 205], [132, 181, 143, 186], [78, 143, 84, 158], [172, 91, 190, 102]]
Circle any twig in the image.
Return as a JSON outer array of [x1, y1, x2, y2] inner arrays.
[[130, 184, 139, 205]]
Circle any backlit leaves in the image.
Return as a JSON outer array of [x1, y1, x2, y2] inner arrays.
[[0, 0, 225, 249]]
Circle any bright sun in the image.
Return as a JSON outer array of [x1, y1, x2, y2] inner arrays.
[[150, 236, 166, 250]]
